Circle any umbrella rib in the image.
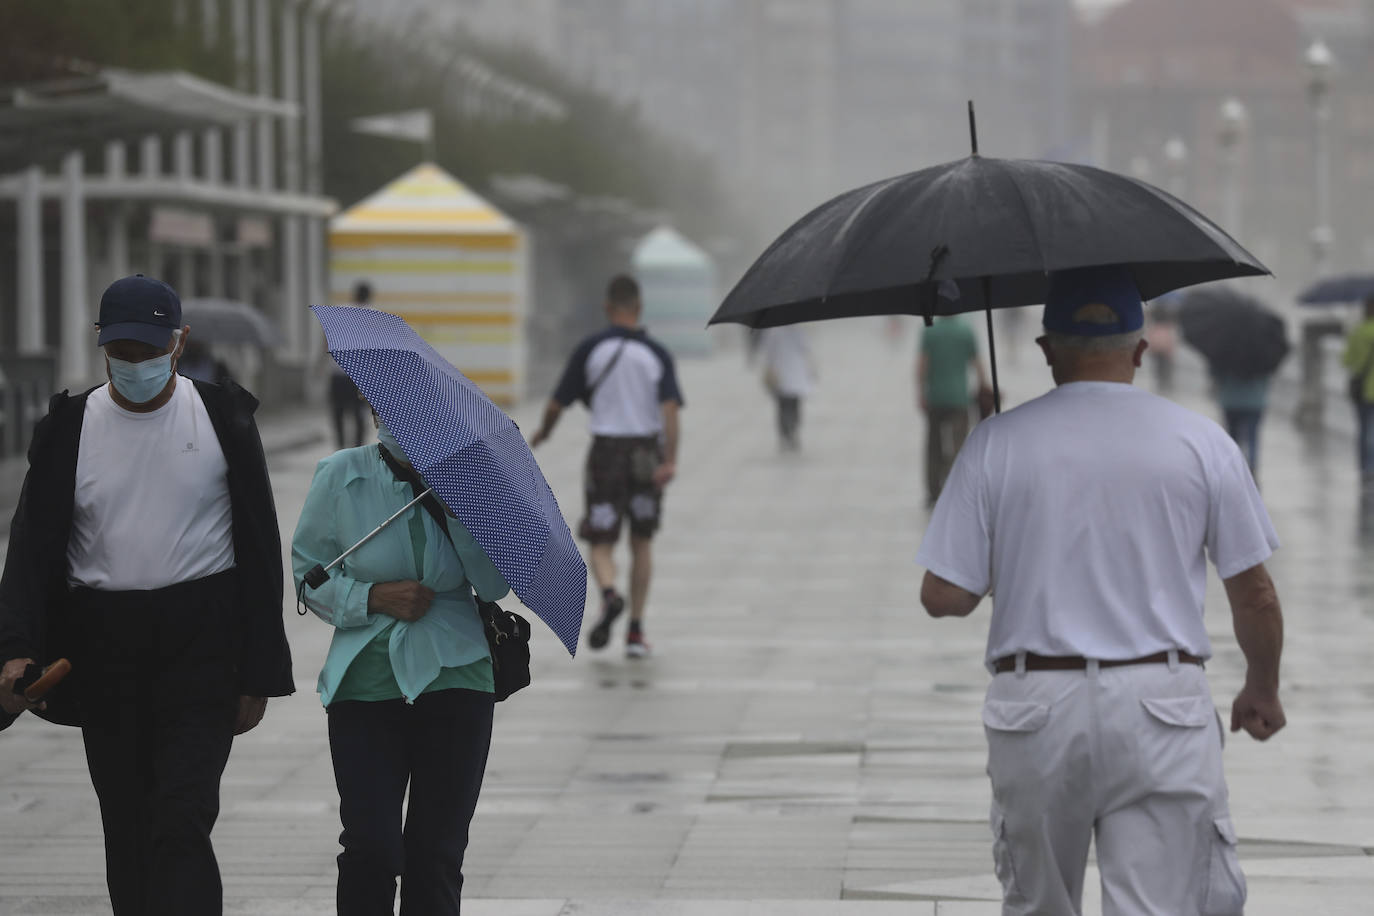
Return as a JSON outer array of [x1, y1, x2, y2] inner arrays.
[[999, 165, 1051, 275]]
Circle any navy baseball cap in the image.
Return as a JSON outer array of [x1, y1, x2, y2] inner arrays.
[[1042, 266, 1143, 336], [95, 274, 181, 347]]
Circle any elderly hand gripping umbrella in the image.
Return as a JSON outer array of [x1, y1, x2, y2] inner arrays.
[[304, 305, 587, 656], [709, 103, 1269, 410]]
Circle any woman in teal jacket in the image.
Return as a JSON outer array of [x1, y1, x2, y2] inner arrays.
[[293, 419, 509, 916]]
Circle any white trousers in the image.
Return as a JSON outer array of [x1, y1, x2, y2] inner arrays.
[[983, 659, 1246, 916]]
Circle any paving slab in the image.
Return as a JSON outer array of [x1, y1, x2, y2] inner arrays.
[[0, 319, 1372, 913]]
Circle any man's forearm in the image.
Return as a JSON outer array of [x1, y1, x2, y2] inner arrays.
[[534, 401, 562, 441], [1234, 598, 1283, 689], [661, 407, 679, 465], [1225, 564, 1284, 690]]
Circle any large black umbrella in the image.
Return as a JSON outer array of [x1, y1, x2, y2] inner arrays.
[[1297, 273, 1374, 305], [709, 106, 1268, 409], [1178, 286, 1289, 378]]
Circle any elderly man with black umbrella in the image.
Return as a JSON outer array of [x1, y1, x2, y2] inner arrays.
[[918, 266, 1284, 914], [0, 274, 293, 916]]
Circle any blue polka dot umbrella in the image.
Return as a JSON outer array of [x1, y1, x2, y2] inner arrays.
[[312, 305, 586, 655]]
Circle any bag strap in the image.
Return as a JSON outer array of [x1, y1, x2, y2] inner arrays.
[[587, 334, 632, 397], [377, 445, 505, 617], [378, 444, 453, 545]]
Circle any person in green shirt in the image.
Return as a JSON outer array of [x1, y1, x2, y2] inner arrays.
[[1343, 296, 1374, 480], [293, 415, 511, 916], [918, 316, 989, 505]]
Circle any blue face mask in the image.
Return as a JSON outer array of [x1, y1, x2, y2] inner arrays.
[[107, 352, 174, 404], [377, 421, 408, 462]]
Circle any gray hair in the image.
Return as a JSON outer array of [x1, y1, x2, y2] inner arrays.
[[1042, 329, 1143, 355]]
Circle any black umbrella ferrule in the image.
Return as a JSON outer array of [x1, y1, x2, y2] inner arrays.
[[968, 100, 979, 156]]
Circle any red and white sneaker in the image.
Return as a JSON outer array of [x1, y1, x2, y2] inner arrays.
[[625, 631, 652, 659]]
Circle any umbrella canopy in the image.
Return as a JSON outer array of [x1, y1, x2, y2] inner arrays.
[[1297, 273, 1374, 305], [1178, 286, 1289, 379], [181, 298, 278, 347], [709, 155, 1267, 329], [312, 305, 587, 655]]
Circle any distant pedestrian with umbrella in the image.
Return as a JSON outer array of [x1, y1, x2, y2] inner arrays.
[[919, 266, 1283, 915], [298, 304, 587, 916], [1344, 295, 1374, 481], [1177, 286, 1289, 476], [529, 275, 684, 659]]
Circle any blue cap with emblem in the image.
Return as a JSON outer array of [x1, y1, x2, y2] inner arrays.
[[1042, 265, 1143, 337], [94, 274, 181, 348]]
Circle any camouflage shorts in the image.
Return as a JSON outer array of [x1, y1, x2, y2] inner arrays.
[[579, 436, 663, 543]]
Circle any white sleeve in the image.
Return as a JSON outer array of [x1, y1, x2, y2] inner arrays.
[[915, 424, 992, 595], [1206, 447, 1280, 579]]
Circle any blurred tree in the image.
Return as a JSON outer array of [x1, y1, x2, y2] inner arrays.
[[0, 0, 234, 84], [321, 10, 729, 247]]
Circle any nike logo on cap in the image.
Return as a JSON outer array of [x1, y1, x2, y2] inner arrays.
[[153, 310, 166, 317]]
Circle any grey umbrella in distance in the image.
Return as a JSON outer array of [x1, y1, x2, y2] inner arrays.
[[180, 298, 278, 348]]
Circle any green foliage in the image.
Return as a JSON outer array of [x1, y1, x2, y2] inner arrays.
[[320, 12, 727, 245], [0, 0, 235, 84]]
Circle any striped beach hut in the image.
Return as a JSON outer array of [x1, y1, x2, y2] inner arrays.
[[330, 163, 528, 405]]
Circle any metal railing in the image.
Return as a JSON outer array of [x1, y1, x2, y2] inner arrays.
[[0, 353, 57, 459]]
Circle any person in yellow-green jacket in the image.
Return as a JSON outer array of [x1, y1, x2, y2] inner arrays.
[[1344, 296, 1374, 481], [293, 414, 510, 916]]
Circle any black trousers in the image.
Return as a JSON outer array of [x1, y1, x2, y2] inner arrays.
[[71, 570, 240, 916], [331, 373, 366, 449], [775, 395, 801, 445], [328, 688, 495, 916]]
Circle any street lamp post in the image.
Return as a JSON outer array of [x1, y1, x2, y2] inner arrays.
[[1163, 136, 1188, 199], [1306, 38, 1335, 274], [1297, 38, 1337, 429], [1217, 97, 1248, 237]]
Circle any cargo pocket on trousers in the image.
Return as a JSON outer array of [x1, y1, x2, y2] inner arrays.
[[1202, 816, 1247, 916], [989, 805, 1023, 900], [1141, 695, 1214, 728], [981, 700, 1050, 733]]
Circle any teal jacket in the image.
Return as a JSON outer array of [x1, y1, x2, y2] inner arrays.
[[292, 445, 510, 705]]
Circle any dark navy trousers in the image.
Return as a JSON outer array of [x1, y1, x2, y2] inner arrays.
[[328, 688, 494, 916]]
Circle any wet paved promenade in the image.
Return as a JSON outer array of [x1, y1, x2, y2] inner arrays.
[[1, 319, 1371, 914]]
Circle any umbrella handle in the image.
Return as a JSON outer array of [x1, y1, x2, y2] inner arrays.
[[303, 488, 434, 590]]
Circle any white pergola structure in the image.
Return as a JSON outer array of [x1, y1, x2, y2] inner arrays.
[[0, 0, 334, 391]]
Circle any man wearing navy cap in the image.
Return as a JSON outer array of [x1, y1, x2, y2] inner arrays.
[[917, 266, 1285, 915], [0, 275, 293, 915]]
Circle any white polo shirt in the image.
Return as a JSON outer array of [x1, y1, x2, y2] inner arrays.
[[67, 378, 236, 591], [916, 381, 1278, 668]]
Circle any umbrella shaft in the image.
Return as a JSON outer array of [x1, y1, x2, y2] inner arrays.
[[321, 488, 435, 576]]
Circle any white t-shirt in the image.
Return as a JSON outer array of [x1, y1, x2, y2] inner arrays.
[[67, 379, 236, 590], [915, 381, 1278, 668], [553, 328, 684, 437], [759, 326, 815, 397]]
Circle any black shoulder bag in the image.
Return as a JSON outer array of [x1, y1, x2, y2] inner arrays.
[[378, 445, 532, 701]]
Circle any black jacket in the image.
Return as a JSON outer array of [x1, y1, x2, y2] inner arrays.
[[0, 379, 294, 729]]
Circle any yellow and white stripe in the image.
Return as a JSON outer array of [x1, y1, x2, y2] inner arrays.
[[329, 163, 528, 405]]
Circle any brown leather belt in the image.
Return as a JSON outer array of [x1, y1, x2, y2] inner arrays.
[[992, 650, 1205, 674]]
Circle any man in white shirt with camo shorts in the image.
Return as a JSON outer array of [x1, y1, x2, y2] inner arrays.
[[917, 266, 1285, 915], [531, 275, 683, 658]]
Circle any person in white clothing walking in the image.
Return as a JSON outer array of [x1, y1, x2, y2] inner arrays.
[[757, 325, 816, 451], [917, 266, 1285, 916]]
